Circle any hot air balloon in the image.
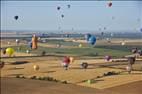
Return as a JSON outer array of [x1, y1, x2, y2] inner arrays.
[[57, 6, 61, 10], [69, 57, 74, 63], [2, 48, 6, 55], [32, 34, 38, 49], [108, 2, 112, 7], [121, 42, 125, 46], [16, 39, 20, 45], [85, 33, 92, 41], [33, 65, 39, 71], [88, 36, 96, 45], [14, 15, 18, 20], [67, 4, 71, 8], [6, 48, 15, 57], [105, 55, 111, 62], [62, 56, 70, 70], [61, 14, 64, 18], [81, 62, 88, 69], [26, 50, 30, 54], [0, 61, 5, 69]]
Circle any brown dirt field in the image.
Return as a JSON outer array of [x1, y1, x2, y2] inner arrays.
[[105, 81, 142, 94], [1, 77, 120, 94]]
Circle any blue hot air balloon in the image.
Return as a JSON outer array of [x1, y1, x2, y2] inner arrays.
[[85, 34, 92, 41], [88, 36, 96, 45]]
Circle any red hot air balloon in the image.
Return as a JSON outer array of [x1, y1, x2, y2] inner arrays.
[[108, 2, 112, 7]]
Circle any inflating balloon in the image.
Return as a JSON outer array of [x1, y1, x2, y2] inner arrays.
[[0, 61, 5, 69], [33, 65, 39, 71], [6, 48, 15, 57], [14, 16, 18, 20], [105, 55, 111, 61], [32, 34, 38, 49], [81, 62, 88, 69], [85, 33, 92, 41], [69, 57, 74, 63], [88, 36, 96, 45]]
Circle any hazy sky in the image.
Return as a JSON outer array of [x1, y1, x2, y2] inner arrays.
[[1, 1, 142, 33]]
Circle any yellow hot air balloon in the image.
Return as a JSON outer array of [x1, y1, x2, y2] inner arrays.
[[78, 44, 82, 48], [33, 65, 39, 71], [6, 48, 15, 57], [69, 57, 75, 63]]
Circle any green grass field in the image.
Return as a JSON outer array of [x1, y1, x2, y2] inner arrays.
[[7, 39, 138, 58]]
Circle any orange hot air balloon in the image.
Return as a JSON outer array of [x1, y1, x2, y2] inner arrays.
[[32, 34, 38, 49]]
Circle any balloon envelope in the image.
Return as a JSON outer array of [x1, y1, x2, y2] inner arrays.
[[88, 36, 96, 45], [6, 48, 15, 56], [108, 2, 112, 7], [14, 16, 18, 20]]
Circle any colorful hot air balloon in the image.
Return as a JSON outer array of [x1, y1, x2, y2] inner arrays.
[[62, 56, 70, 70], [105, 55, 111, 61], [88, 36, 96, 45], [32, 34, 38, 49], [6, 48, 15, 57], [14, 15, 18, 20]]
